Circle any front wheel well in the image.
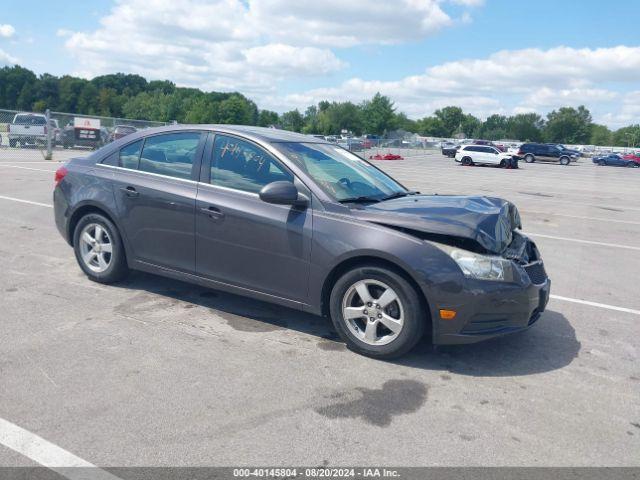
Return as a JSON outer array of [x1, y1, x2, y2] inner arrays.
[[68, 205, 117, 246], [320, 256, 433, 332]]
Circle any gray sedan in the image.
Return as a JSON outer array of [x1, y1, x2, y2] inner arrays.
[[53, 125, 550, 358]]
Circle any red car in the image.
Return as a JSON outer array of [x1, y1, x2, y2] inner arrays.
[[623, 153, 640, 164]]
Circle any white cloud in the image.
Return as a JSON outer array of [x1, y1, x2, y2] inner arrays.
[[243, 44, 347, 76], [62, 0, 474, 95], [249, 0, 454, 47], [271, 46, 640, 126], [0, 24, 15, 38], [0, 48, 18, 65]]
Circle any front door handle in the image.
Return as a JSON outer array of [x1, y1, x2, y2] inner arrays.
[[120, 186, 139, 198], [200, 205, 225, 220]]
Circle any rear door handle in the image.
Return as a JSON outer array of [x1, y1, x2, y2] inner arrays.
[[120, 186, 139, 198], [200, 205, 225, 220]]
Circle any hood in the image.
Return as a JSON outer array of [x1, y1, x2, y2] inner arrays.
[[352, 195, 522, 254]]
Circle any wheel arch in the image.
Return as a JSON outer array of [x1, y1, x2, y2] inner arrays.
[[320, 255, 433, 334], [67, 202, 122, 247]]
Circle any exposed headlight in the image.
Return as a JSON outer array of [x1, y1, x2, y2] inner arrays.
[[434, 244, 516, 282]]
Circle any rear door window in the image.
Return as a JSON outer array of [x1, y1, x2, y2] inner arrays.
[[119, 140, 143, 170], [139, 132, 202, 180]]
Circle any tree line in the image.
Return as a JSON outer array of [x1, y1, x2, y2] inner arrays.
[[1, 65, 638, 147]]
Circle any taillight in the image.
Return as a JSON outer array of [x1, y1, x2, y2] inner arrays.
[[54, 166, 68, 186], [517, 150, 524, 156], [44, 125, 48, 134]]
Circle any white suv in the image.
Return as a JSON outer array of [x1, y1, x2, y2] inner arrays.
[[455, 145, 517, 168]]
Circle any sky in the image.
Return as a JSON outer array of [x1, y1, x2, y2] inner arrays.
[[1, 0, 639, 128]]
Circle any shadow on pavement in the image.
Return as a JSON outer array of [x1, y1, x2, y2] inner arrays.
[[395, 310, 580, 377], [113, 273, 579, 377]]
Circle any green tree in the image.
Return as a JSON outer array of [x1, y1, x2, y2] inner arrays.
[[280, 109, 305, 132], [612, 125, 640, 148], [433, 106, 465, 137], [506, 113, 544, 142], [590, 124, 612, 146], [361, 93, 396, 135], [544, 106, 592, 144], [258, 110, 279, 127], [416, 116, 446, 137], [302, 105, 319, 133]]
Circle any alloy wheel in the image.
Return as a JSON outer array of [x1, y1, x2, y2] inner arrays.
[[341, 279, 404, 346], [79, 223, 113, 273]]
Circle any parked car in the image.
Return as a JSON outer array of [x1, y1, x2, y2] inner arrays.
[[547, 143, 581, 158], [61, 124, 109, 149], [53, 125, 549, 359], [591, 153, 639, 167], [517, 143, 577, 165], [474, 139, 505, 152], [455, 145, 518, 168], [361, 134, 380, 149], [109, 125, 138, 142], [441, 142, 459, 158], [324, 135, 339, 143], [621, 153, 640, 166], [8, 112, 48, 148], [338, 137, 364, 152]]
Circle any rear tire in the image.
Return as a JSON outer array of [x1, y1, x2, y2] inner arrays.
[[73, 213, 129, 284], [461, 157, 473, 166], [9, 139, 17, 148], [329, 265, 425, 359], [524, 154, 535, 163]]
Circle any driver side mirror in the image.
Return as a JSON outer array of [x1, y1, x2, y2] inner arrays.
[[259, 181, 308, 206]]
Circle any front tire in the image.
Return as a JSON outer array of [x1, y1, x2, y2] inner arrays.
[[560, 156, 570, 166], [329, 265, 425, 359], [73, 213, 129, 283]]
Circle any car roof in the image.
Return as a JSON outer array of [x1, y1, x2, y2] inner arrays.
[[121, 124, 328, 144]]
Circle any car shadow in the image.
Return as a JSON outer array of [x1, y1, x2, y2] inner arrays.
[[393, 310, 580, 377], [112, 273, 579, 377], [112, 271, 335, 338]]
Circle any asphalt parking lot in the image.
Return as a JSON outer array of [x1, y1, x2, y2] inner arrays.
[[0, 147, 638, 468]]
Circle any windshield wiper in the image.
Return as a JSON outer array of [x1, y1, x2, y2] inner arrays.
[[338, 196, 381, 204], [380, 190, 418, 202]]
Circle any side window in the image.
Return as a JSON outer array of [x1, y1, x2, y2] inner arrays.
[[210, 135, 293, 193], [101, 151, 119, 166], [139, 132, 202, 180], [119, 140, 143, 169]]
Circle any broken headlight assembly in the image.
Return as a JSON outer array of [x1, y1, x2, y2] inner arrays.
[[433, 243, 517, 282]]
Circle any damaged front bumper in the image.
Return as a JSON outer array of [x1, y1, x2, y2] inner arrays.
[[430, 233, 551, 344]]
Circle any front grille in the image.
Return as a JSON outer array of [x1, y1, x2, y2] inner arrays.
[[525, 261, 547, 285]]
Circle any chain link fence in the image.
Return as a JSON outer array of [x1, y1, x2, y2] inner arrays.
[[0, 108, 168, 161]]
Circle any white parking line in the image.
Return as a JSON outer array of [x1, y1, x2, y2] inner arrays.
[[0, 195, 53, 208], [0, 417, 121, 480], [0, 164, 56, 173], [526, 232, 640, 251], [523, 211, 640, 226], [550, 295, 640, 316]]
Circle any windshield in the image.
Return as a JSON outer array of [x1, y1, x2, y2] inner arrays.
[[14, 115, 46, 125], [275, 142, 407, 202]]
